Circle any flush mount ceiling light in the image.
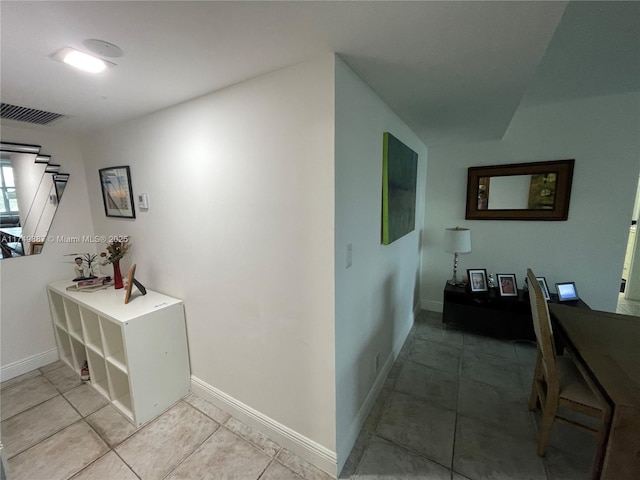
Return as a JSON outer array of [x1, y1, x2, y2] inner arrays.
[[52, 47, 115, 73]]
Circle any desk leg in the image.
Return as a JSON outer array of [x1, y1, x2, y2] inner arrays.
[[599, 406, 640, 479]]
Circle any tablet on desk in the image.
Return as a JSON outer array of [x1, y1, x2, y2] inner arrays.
[[556, 282, 580, 302]]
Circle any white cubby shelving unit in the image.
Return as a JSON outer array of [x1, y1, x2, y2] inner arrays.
[[47, 280, 190, 427]]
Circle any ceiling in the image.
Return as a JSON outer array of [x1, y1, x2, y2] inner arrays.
[[1, 1, 638, 146]]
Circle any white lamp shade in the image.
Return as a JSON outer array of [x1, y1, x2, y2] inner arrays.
[[444, 227, 471, 254]]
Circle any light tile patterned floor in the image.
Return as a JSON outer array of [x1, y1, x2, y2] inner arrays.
[[1, 311, 599, 479], [340, 311, 597, 480], [616, 293, 640, 316], [1, 362, 332, 480]]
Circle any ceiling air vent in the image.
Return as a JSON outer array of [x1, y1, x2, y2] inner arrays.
[[1, 103, 66, 125]]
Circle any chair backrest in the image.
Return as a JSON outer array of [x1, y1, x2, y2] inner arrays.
[[527, 269, 558, 390]]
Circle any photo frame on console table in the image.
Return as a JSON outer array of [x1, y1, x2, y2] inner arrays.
[[124, 263, 147, 304], [536, 276, 551, 300], [99, 166, 136, 219], [467, 269, 488, 293], [497, 274, 518, 297]]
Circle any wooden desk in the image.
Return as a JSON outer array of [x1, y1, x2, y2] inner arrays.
[[549, 303, 640, 479]]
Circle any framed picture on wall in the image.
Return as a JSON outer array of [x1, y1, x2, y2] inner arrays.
[[467, 269, 489, 292], [497, 274, 518, 297], [99, 166, 136, 219]]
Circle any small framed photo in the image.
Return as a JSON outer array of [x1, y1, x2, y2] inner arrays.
[[467, 269, 488, 292], [536, 276, 551, 300], [29, 241, 44, 255], [124, 264, 136, 304], [497, 274, 518, 297], [99, 166, 136, 219], [556, 281, 580, 302]]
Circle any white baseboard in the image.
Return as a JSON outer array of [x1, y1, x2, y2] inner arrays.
[[191, 376, 337, 477], [421, 299, 443, 313], [336, 343, 393, 473], [336, 307, 415, 474], [192, 307, 418, 478], [1, 348, 58, 382]]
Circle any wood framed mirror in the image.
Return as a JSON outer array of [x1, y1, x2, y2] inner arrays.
[[465, 159, 575, 221]]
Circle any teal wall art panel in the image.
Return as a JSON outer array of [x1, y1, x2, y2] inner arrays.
[[381, 132, 418, 245]]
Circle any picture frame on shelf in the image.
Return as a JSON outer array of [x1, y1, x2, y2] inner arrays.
[[536, 276, 551, 300], [99, 166, 136, 219], [467, 269, 489, 292], [497, 274, 518, 297], [124, 263, 147, 304], [29, 241, 44, 255], [124, 264, 136, 304], [556, 281, 580, 302]]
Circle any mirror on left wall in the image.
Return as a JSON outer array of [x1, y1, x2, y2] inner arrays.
[[0, 142, 69, 259]]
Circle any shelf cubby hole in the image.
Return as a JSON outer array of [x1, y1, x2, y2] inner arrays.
[[55, 326, 73, 366], [64, 298, 83, 341], [100, 319, 125, 366], [69, 336, 86, 373], [81, 308, 102, 353], [107, 363, 133, 420], [49, 292, 67, 330], [107, 351, 128, 374], [87, 349, 109, 399]]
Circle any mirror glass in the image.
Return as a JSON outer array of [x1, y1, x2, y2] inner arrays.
[[0, 142, 69, 258], [478, 173, 558, 210], [466, 159, 574, 221]]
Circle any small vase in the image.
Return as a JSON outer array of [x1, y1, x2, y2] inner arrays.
[[113, 261, 124, 289]]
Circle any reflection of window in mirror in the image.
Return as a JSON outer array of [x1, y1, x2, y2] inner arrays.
[[0, 162, 19, 214]]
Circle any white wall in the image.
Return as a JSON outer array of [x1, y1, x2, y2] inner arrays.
[[421, 92, 640, 312], [334, 57, 427, 472], [0, 124, 94, 380], [80, 55, 338, 471]]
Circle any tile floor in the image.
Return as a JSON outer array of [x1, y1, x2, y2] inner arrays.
[[1, 310, 598, 480], [340, 311, 597, 480], [616, 293, 640, 316]]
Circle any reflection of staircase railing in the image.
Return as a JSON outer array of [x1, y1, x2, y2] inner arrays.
[[0, 142, 70, 258], [0, 227, 24, 258], [0, 241, 14, 258]]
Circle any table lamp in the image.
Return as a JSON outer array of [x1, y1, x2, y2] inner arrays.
[[444, 227, 471, 285]]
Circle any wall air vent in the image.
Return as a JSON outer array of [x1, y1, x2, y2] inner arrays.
[[0, 103, 67, 125]]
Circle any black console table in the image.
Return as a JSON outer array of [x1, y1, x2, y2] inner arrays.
[[442, 282, 588, 341]]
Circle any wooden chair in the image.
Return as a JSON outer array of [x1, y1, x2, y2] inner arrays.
[[526, 269, 610, 461]]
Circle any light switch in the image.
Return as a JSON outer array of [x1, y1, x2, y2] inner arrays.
[[138, 193, 149, 209]]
